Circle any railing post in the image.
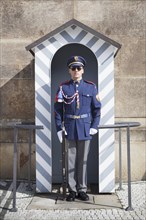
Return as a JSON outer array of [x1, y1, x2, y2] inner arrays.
[[117, 127, 124, 191], [125, 125, 133, 211], [10, 127, 18, 212], [27, 129, 33, 190]]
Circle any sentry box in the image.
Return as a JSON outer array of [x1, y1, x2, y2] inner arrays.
[[26, 19, 121, 193]]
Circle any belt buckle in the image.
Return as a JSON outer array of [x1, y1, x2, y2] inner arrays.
[[74, 115, 80, 119]]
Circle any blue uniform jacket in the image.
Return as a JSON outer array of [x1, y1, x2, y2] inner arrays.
[[54, 79, 101, 140]]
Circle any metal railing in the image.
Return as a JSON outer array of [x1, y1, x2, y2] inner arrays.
[[6, 123, 44, 212], [98, 122, 141, 211], [1, 121, 140, 211]]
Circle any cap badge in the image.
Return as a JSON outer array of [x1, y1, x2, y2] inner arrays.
[[74, 56, 78, 61]]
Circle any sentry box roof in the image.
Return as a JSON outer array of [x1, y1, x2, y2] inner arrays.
[[26, 19, 121, 57]]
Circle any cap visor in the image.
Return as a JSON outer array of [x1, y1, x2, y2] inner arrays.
[[70, 63, 83, 68]]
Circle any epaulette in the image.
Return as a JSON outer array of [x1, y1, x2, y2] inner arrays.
[[60, 80, 70, 86], [84, 80, 95, 85]]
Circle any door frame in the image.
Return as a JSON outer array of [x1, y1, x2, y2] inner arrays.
[[51, 43, 99, 184]]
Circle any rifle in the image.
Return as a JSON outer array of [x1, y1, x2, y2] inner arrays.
[[62, 122, 68, 199]]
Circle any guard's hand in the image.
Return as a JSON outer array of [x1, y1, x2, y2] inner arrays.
[[57, 130, 67, 143], [90, 128, 98, 135]]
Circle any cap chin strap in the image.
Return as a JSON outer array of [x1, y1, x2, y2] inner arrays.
[[69, 62, 84, 67]]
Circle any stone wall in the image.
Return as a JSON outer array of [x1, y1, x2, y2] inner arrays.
[[0, 0, 145, 182]]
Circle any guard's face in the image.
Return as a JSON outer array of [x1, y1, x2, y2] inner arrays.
[[69, 66, 84, 80]]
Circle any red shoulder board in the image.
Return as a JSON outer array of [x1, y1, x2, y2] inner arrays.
[[60, 80, 70, 86], [84, 80, 95, 85]]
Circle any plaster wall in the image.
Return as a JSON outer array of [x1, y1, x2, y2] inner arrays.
[[0, 0, 145, 181]]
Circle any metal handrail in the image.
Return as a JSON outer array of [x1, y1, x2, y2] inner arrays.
[[98, 122, 140, 129], [6, 123, 44, 212], [2, 121, 140, 211], [98, 121, 141, 211]]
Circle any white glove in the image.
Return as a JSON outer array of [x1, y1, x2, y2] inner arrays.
[[90, 128, 98, 135], [57, 130, 67, 143]]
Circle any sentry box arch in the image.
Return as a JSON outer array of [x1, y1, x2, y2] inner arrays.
[[26, 19, 121, 193]]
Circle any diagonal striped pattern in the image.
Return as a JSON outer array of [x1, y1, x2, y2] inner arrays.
[[98, 51, 115, 192], [34, 23, 117, 193], [35, 50, 52, 192]]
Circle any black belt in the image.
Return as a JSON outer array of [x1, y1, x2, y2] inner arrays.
[[65, 113, 90, 119]]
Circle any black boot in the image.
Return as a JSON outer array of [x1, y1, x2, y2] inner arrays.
[[78, 192, 89, 201], [66, 191, 76, 202]]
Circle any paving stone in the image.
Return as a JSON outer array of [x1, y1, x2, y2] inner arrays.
[[0, 182, 145, 220]]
